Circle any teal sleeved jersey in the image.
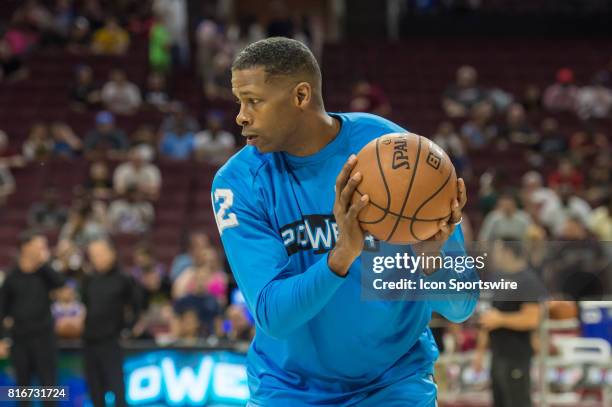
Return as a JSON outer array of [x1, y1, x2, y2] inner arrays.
[[211, 112, 478, 406]]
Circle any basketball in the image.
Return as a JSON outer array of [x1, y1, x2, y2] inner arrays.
[[351, 133, 457, 244]]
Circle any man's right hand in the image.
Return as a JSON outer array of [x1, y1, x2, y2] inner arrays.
[[328, 154, 369, 277]]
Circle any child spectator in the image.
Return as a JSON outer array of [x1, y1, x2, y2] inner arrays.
[[52, 280, 85, 339]]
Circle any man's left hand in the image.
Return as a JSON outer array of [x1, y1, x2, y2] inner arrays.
[[413, 178, 467, 273]]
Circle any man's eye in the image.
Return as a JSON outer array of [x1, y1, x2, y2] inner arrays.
[[249, 99, 261, 105]]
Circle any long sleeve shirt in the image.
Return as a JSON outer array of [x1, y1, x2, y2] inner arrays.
[[212, 112, 479, 405]]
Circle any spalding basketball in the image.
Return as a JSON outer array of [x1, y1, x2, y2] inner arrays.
[[351, 133, 457, 244]]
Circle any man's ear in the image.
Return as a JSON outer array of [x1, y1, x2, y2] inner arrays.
[[294, 82, 312, 108]]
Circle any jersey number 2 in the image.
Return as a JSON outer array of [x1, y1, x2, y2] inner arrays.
[[213, 189, 239, 234]]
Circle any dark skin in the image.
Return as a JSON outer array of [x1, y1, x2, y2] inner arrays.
[[231, 67, 467, 276]]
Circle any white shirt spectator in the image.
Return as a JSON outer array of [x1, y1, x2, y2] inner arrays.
[[194, 129, 235, 165], [478, 209, 532, 242], [576, 85, 612, 120], [101, 77, 142, 115], [113, 162, 161, 197], [541, 196, 592, 237]]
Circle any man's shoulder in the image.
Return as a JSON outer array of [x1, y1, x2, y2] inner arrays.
[[338, 112, 404, 131], [213, 146, 271, 188], [335, 112, 406, 145]]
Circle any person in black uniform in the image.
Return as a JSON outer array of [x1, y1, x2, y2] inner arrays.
[[0, 230, 66, 406], [81, 238, 141, 407], [473, 238, 544, 407]]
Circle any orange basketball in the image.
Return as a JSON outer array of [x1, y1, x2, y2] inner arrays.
[[351, 133, 457, 244]]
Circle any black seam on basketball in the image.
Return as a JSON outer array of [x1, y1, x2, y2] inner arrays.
[[386, 135, 422, 241], [355, 188, 449, 222], [362, 136, 392, 224], [409, 165, 454, 241]]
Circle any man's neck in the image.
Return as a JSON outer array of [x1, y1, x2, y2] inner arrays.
[[285, 111, 340, 157]]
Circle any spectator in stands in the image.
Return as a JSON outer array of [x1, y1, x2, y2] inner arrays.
[[442, 65, 487, 118], [194, 110, 236, 165], [172, 277, 223, 339], [520, 171, 560, 226], [172, 247, 227, 305], [545, 218, 608, 300], [50, 0, 75, 43], [70, 65, 100, 111], [91, 17, 129, 55], [59, 200, 108, 248], [12, 0, 53, 36], [0, 130, 24, 205], [50, 122, 82, 158], [568, 130, 597, 163], [528, 118, 567, 167], [433, 121, 470, 178], [82, 238, 140, 407], [113, 145, 162, 200], [195, 19, 221, 82], [266, 0, 294, 37], [101, 69, 142, 115], [548, 159, 584, 192], [84, 161, 113, 200], [52, 280, 85, 339], [497, 103, 538, 148], [0, 231, 65, 391], [576, 72, 612, 120], [143, 72, 170, 112], [521, 84, 542, 114], [148, 14, 172, 74], [22, 123, 54, 161], [130, 244, 169, 309], [594, 56, 612, 88], [84, 111, 129, 160], [474, 239, 543, 407], [131, 125, 158, 161], [0, 38, 27, 83], [160, 101, 199, 134], [28, 188, 68, 231], [173, 308, 203, 345], [349, 78, 392, 117], [222, 304, 255, 342], [589, 195, 612, 241], [478, 192, 532, 241], [585, 152, 611, 204], [67, 17, 91, 54], [108, 187, 155, 234], [159, 104, 198, 160], [543, 68, 578, 113], [460, 101, 497, 149], [170, 231, 211, 281], [203, 51, 234, 101], [477, 169, 501, 216], [81, 0, 104, 31], [152, 0, 189, 66], [544, 186, 592, 237]]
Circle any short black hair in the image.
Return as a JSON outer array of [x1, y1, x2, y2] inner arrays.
[[232, 37, 321, 85], [18, 229, 44, 249], [496, 237, 526, 258]]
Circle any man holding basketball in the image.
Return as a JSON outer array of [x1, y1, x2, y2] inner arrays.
[[212, 37, 478, 406]]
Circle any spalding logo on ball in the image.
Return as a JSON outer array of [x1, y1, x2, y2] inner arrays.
[[351, 132, 457, 244]]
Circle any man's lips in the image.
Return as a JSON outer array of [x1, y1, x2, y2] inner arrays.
[[244, 134, 258, 145]]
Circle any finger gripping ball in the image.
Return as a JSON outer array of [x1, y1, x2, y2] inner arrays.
[[350, 132, 457, 244]]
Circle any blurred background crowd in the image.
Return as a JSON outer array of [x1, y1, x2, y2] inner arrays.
[[0, 0, 611, 405]]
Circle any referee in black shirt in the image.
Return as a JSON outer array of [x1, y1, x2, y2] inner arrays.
[[81, 238, 141, 407], [0, 230, 66, 406]]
